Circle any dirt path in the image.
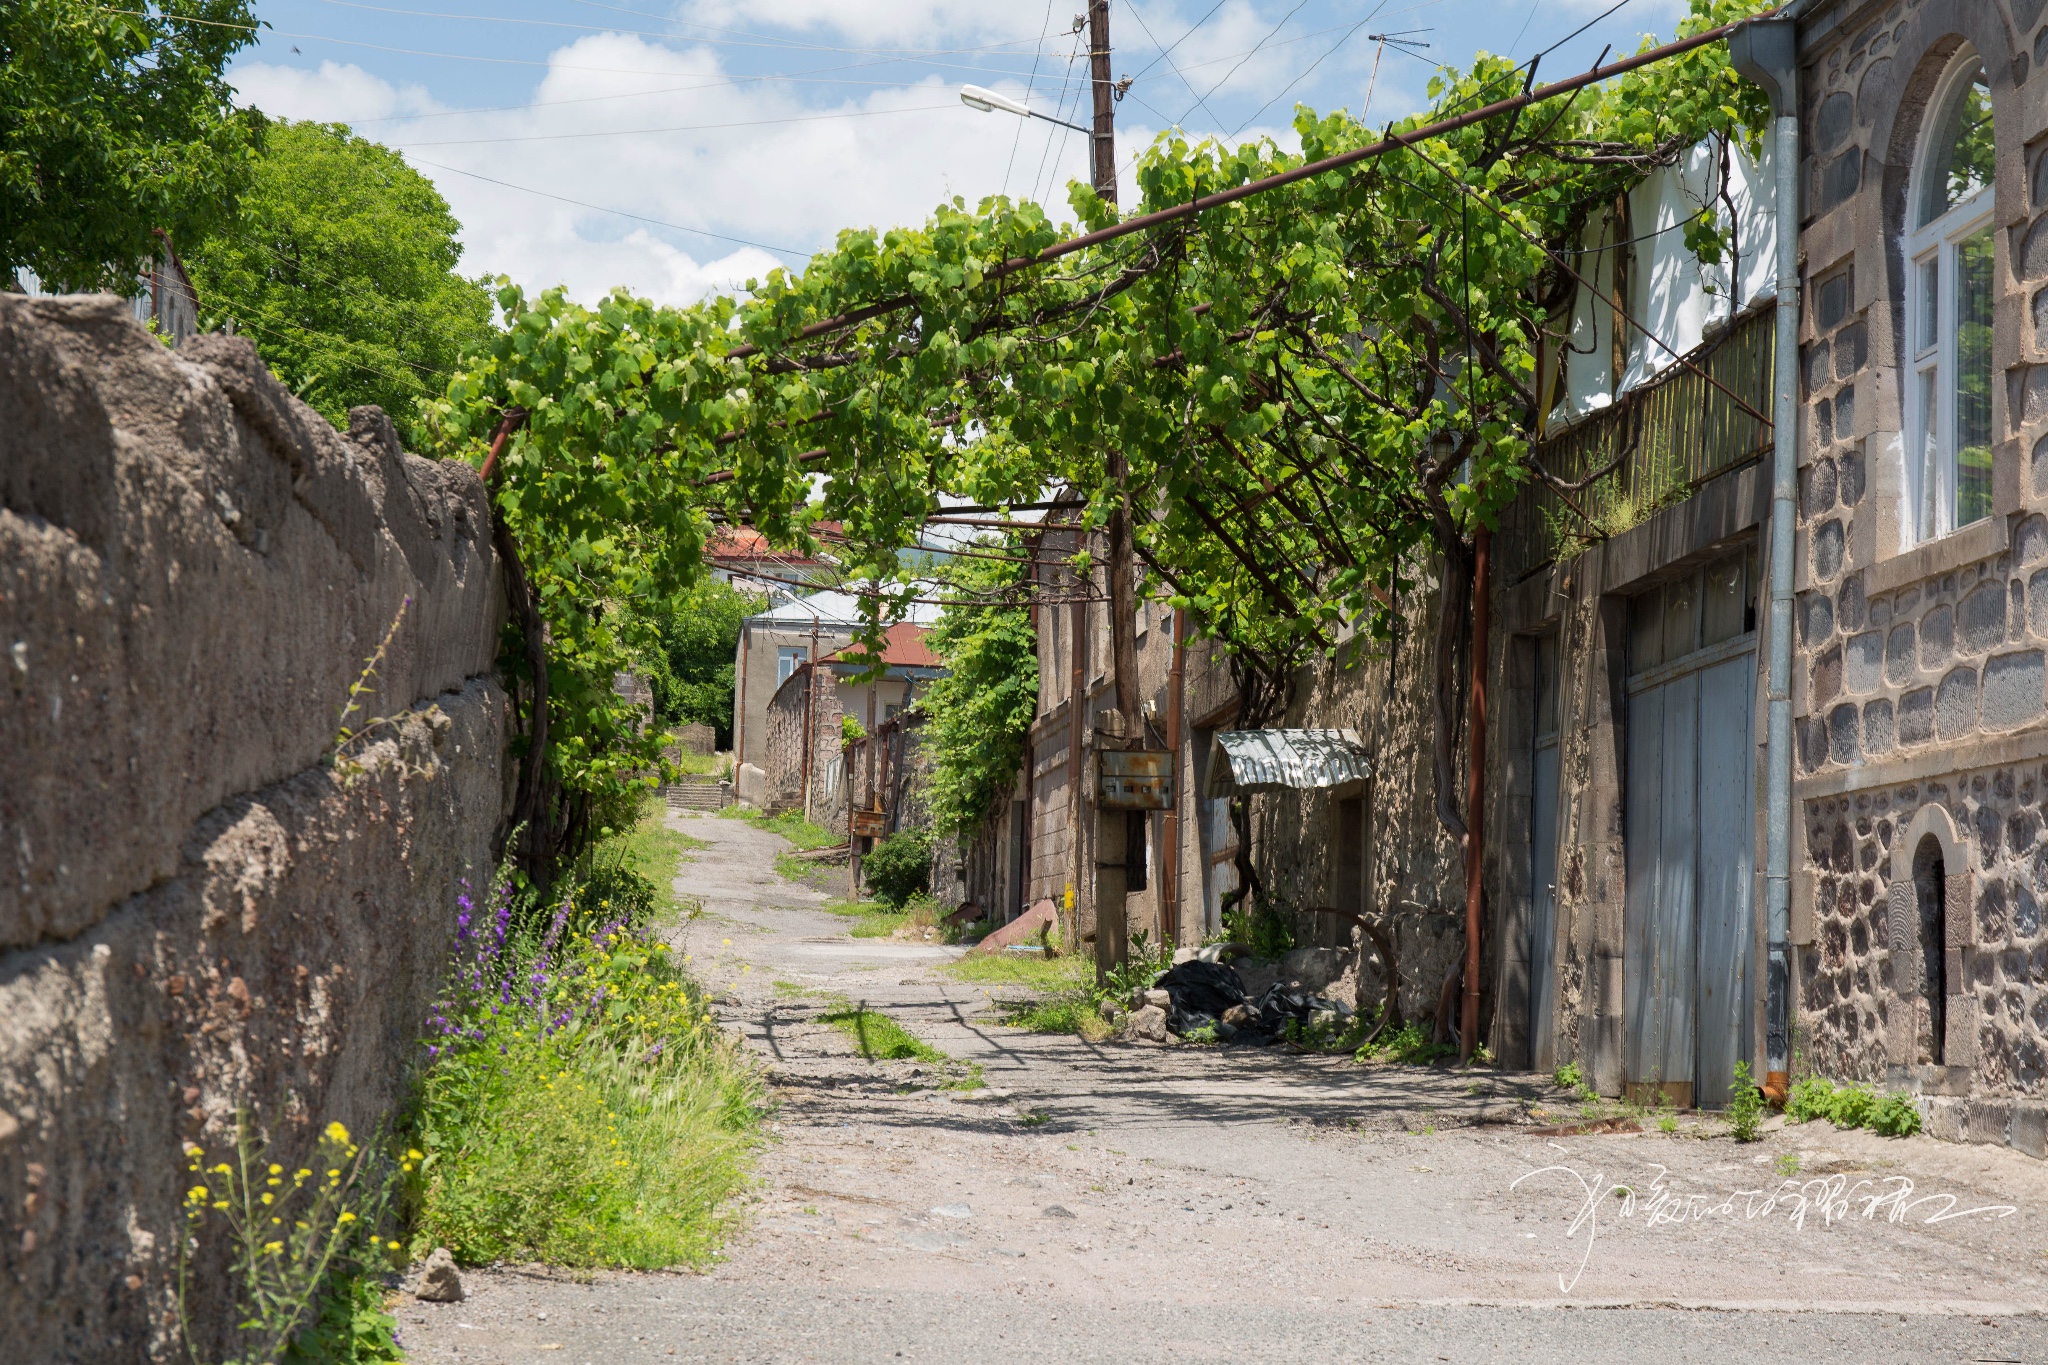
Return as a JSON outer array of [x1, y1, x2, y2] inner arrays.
[[402, 812, 2048, 1363]]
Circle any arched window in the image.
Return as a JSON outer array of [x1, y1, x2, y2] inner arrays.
[[1903, 51, 1996, 546]]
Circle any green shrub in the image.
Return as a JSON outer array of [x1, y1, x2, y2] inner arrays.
[[862, 828, 934, 908], [1357, 1020, 1455, 1067], [1553, 1061, 1590, 1096], [1827, 1082, 1879, 1130], [1223, 898, 1294, 958], [409, 879, 761, 1269], [1785, 1074, 1836, 1123], [281, 1268, 402, 1365], [1869, 1091, 1923, 1137], [1727, 1061, 1765, 1142]]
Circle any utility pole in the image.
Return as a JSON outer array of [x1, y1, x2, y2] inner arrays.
[[1087, 0, 1118, 203]]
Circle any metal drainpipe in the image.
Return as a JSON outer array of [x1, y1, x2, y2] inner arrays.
[[1732, 10, 1801, 1104]]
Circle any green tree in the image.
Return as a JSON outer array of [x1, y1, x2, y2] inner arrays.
[[181, 120, 495, 431], [918, 540, 1039, 836], [639, 578, 763, 749], [2, 0, 264, 292]]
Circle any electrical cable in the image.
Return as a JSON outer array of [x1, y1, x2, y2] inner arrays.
[[403, 157, 809, 258], [389, 102, 955, 148]]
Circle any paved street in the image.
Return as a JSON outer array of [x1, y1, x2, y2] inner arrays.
[[403, 813, 2048, 1363]]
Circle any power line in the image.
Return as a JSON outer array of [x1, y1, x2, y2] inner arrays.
[[1229, 8, 1384, 137], [389, 102, 954, 149], [313, 0, 1062, 61], [403, 157, 809, 259]]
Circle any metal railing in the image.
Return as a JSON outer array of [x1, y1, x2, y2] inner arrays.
[[1499, 304, 1775, 578]]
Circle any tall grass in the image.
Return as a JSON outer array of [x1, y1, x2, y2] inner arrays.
[[407, 841, 760, 1268]]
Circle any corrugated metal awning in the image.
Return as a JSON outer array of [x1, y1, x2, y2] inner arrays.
[[1204, 729, 1371, 798]]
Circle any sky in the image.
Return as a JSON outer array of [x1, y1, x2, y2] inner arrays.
[[225, 0, 1692, 308]]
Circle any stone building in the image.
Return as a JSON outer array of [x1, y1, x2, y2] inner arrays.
[[757, 623, 945, 835], [957, 4, 2048, 1149], [1770, 0, 2048, 1147]]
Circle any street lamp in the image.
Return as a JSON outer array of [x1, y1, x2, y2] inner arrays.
[[959, 84, 1092, 136]]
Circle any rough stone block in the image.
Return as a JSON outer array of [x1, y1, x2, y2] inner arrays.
[[1845, 631, 1883, 693], [1981, 650, 2047, 731], [1969, 1098, 2013, 1147], [1921, 605, 1955, 670], [2010, 1102, 2047, 1158], [1802, 590, 1836, 646], [1829, 704, 1861, 765], [1813, 518, 1845, 581], [1834, 321, 1867, 377], [1815, 94, 1853, 156], [1897, 687, 1935, 745], [1838, 571, 1866, 633], [1813, 643, 1843, 707], [1936, 666, 1980, 738], [1887, 622, 1917, 685], [1959, 579, 2009, 654], [1864, 698, 1895, 754], [2018, 514, 2048, 567], [1803, 457, 1838, 518], [1926, 1097, 1966, 1142], [1841, 448, 1866, 505]]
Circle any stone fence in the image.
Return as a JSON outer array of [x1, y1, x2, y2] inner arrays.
[[0, 296, 509, 1361]]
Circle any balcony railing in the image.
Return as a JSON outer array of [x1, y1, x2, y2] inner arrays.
[[1498, 304, 1775, 579]]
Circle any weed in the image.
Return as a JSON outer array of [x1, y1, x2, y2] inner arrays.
[[1006, 991, 1113, 1041], [1728, 1061, 1765, 1142], [1018, 1110, 1052, 1128], [1783, 1075, 1922, 1137], [1774, 1151, 1803, 1178], [1658, 1110, 1679, 1134], [719, 805, 840, 851], [1357, 1020, 1455, 1067], [1182, 1023, 1220, 1045], [771, 980, 812, 998], [944, 952, 1090, 991], [1870, 1092, 1923, 1137], [820, 1005, 947, 1063], [177, 1115, 397, 1365], [937, 1062, 987, 1092], [1553, 1061, 1593, 1099], [1222, 898, 1295, 959], [280, 1267, 403, 1365], [409, 872, 761, 1269]]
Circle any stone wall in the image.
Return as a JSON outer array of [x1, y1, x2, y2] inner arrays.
[[0, 295, 508, 1360], [1784, 0, 2048, 1150]]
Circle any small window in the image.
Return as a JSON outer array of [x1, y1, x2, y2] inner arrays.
[[777, 646, 808, 685], [1904, 52, 1996, 545]]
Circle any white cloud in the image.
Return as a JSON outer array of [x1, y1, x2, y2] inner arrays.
[[233, 60, 441, 124], [228, 32, 1318, 310]]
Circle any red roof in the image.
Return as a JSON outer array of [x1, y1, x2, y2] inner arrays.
[[821, 622, 941, 670], [705, 524, 841, 563]]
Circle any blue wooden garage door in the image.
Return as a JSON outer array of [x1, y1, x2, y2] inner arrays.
[[1623, 551, 1757, 1109]]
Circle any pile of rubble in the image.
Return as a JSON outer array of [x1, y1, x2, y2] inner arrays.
[[1111, 948, 1352, 1045]]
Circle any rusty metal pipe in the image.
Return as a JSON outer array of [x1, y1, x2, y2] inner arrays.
[[1460, 527, 1491, 1063]]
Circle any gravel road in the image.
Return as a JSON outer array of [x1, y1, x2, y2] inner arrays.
[[402, 811, 2048, 1363]]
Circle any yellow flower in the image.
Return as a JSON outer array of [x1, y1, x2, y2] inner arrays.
[[186, 1185, 209, 1204], [406, 1149, 422, 1161], [260, 1193, 273, 1206], [324, 1121, 351, 1145], [212, 1163, 232, 1176], [264, 1241, 283, 1254], [267, 1164, 283, 1176], [294, 1169, 311, 1181], [388, 1240, 402, 1251], [327, 1169, 341, 1180], [338, 1211, 357, 1224]]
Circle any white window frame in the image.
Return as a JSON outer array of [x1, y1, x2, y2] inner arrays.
[[777, 645, 808, 685], [1901, 49, 1996, 548]]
